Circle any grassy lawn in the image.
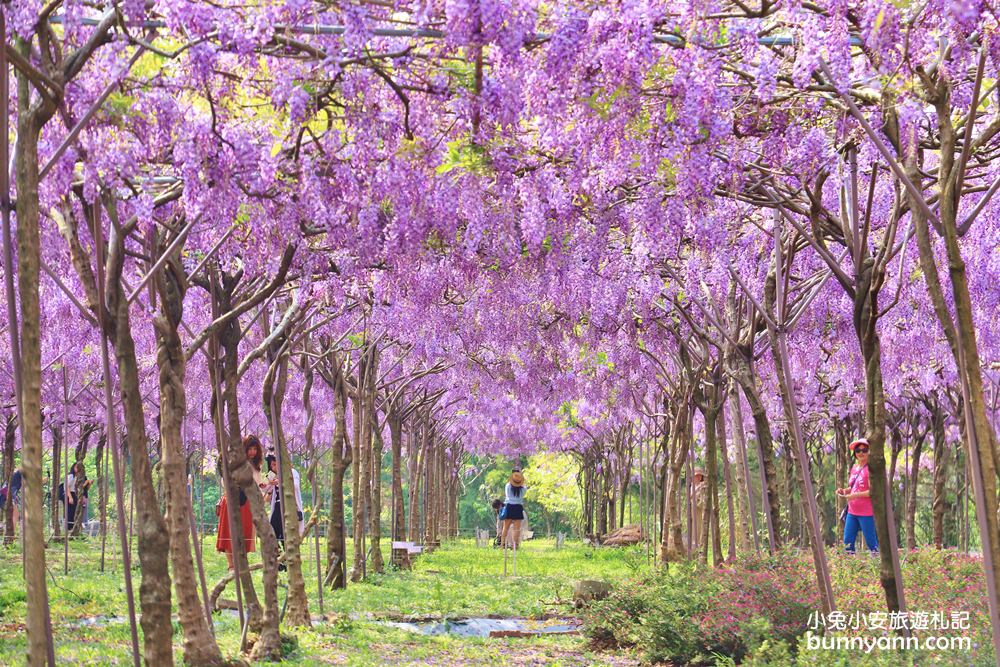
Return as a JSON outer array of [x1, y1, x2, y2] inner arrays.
[[0, 534, 646, 665]]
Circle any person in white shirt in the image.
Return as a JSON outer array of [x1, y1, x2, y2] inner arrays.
[[264, 453, 304, 551], [64, 464, 80, 531], [499, 469, 528, 548]]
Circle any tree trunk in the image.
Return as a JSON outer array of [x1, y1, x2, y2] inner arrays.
[[110, 272, 174, 665], [717, 400, 738, 560], [908, 107, 1000, 626], [731, 350, 782, 548], [764, 270, 835, 615], [54, 183, 174, 659], [95, 431, 108, 550], [389, 414, 405, 546], [350, 349, 370, 581], [906, 430, 925, 551], [888, 426, 901, 490], [661, 400, 689, 562], [834, 418, 850, 542], [728, 387, 759, 554], [781, 440, 798, 545], [440, 445, 448, 539], [366, 354, 384, 573], [582, 455, 593, 538], [2, 415, 15, 545], [423, 436, 437, 548], [263, 344, 311, 627], [406, 413, 424, 543], [450, 461, 460, 538], [13, 38, 57, 665], [855, 258, 904, 614], [153, 248, 223, 665], [930, 399, 948, 549], [596, 460, 608, 538], [325, 355, 351, 590], [697, 398, 723, 567], [208, 363, 262, 630]]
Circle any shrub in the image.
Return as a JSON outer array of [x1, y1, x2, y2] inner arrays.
[[583, 561, 724, 664], [584, 548, 993, 666]]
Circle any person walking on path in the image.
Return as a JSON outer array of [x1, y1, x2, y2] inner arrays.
[[837, 438, 878, 554]]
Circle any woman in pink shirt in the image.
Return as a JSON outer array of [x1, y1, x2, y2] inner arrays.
[[836, 438, 878, 553]]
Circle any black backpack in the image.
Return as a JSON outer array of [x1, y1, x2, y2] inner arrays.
[[57, 482, 65, 502]]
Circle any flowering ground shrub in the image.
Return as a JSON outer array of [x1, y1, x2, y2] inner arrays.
[[693, 553, 821, 661], [585, 548, 993, 666]]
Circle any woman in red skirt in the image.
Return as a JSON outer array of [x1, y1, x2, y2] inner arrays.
[[216, 436, 265, 569]]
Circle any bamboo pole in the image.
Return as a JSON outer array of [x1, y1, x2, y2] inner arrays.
[[100, 424, 109, 571], [62, 368, 70, 574]]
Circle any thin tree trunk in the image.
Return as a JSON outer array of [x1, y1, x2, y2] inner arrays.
[[208, 359, 260, 630], [2, 415, 15, 545], [95, 431, 108, 556], [367, 353, 384, 573], [350, 349, 369, 581], [406, 413, 424, 543], [697, 396, 723, 567], [596, 458, 608, 538], [854, 257, 905, 614], [764, 269, 835, 615], [67, 426, 93, 539], [661, 399, 689, 562], [906, 430, 925, 551], [272, 356, 311, 627], [732, 350, 782, 548], [54, 189, 173, 661], [581, 455, 592, 538], [389, 414, 405, 547], [325, 356, 351, 589], [717, 400, 738, 560], [930, 399, 948, 549], [423, 435, 436, 548], [728, 392, 754, 552]]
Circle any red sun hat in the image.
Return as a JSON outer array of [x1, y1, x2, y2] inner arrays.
[[849, 438, 870, 453]]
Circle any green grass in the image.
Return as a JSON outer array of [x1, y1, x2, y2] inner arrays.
[[327, 538, 654, 619], [0, 534, 646, 665]]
